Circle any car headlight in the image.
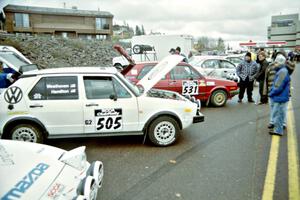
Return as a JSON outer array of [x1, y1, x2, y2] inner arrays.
[[59, 146, 87, 171], [76, 176, 98, 200], [86, 161, 104, 188]]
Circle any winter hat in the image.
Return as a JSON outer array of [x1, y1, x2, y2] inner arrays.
[[245, 52, 252, 58], [275, 54, 286, 65]]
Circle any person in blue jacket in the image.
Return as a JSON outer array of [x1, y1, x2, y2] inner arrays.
[[268, 54, 290, 136], [0, 62, 16, 89]]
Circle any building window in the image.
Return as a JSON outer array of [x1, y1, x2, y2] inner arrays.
[[15, 13, 30, 28], [62, 32, 68, 38], [96, 18, 109, 30], [272, 20, 294, 27], [96, 34, 107, 40]]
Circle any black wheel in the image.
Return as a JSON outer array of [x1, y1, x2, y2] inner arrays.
[[210, 90, 227, 107], [8, 124, 44, 143], [114, 64, 123, 72], [148, 116, 180, 147]]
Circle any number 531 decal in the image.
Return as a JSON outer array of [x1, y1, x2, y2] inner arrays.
[[182, 80, 199, 95]]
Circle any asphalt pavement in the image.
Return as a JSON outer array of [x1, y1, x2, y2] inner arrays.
[[48, 63, 300, 200]]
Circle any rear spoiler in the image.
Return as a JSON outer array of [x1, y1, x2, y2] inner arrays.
[[113, 45, 136, 75]]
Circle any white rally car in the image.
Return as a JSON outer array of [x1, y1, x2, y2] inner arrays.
[[0, 55, 204, 147], [0, 139, 103, 200]]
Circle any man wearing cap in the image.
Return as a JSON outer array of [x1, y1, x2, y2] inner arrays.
[[255, 51, 269, 104], [236, 52, 259, 103], [268, 54, 290, 136]]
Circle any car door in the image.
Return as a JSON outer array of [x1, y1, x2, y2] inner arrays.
[[82, 75, 139, 134], [219, 60, 236, 78], [27, 75, 84, 135], [167, 65, 200, 97]]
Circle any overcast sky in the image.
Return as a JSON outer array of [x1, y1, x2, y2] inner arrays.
[[1, 0, 300, 45]]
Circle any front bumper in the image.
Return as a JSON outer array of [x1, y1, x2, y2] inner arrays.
[[230, 89, 239, 97], [193, 113, 205, 124]]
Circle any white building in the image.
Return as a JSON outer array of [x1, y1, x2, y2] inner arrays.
[[268, 13, 300, 51]]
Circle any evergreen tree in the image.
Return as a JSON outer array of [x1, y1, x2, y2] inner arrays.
[[135, 25, 142, 36], [141, 25, 145, 35]]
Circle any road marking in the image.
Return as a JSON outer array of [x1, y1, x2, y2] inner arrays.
[[287, 102, 300, 200], [262, 136, 280, 200]]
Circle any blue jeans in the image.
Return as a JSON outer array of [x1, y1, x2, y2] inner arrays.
[[272, 101, 288, 135], [269, 98, 288, 126]]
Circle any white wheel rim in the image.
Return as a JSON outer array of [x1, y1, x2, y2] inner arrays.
[[214, 93, 225, 105], [154, 121, 176, 145], [12, 127, 37, 142]]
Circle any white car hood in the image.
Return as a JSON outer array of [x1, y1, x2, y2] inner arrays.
[[0, 140, 65, 199], [137, 55, 183, 94]]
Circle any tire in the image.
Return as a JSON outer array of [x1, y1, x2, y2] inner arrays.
[[114, 64, 123, 72], [210, 90, 227, 107], [8, 124, 44, 143], [148, 116, 180, 147]]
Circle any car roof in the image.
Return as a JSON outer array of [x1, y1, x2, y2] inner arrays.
[[23, 66, 118, 76]]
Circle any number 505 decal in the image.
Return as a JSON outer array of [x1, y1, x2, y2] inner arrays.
[[94, 108, 123, 132], [97, 116, 122, 131]]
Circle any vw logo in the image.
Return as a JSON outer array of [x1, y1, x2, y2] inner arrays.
[[4, 86, 23, 104]]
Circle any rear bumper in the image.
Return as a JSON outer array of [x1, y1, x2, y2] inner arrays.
[[193, 113, 205, 123]]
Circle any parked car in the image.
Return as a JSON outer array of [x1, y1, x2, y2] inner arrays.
[[0, 55, 204, 147], [0, 139, 103, 200], [125, 62, 239, 107], [222, 55, 243, 67], [189, 56, 236, 79]]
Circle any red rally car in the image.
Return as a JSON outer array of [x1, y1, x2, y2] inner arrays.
[[125, 62, 239, 107]]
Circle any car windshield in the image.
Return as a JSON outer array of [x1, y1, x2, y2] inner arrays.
[[0, 52, 29, 70], [116, 72, 141, 96]]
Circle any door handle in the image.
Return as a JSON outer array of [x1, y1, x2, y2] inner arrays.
[[29, 104, 43, 108], [86, 103, 99, 107], [224, 71, 228, 73]]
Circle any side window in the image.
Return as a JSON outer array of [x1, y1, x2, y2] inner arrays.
[[202, 60, 219, 69], [113, 78, 131, 98], [29, 76, 78, 100], [28, 78, 46, 100], [220, 60, 235, 69], [84, 77, 114, 99], [189, 66, 202, 79], [171, 66, 193, 80]]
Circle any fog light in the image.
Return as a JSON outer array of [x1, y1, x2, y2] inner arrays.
[[86, 161, 104, 188], [77, 176, 98, 200]]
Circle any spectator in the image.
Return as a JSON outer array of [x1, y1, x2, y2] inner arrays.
[[264, 51, 295, 129], [175, 46, 188, 62], [255, 51, 269, 104], [236, 52, 259, 103], [268, 54, 290, 136], [169, 48, 175, 55]]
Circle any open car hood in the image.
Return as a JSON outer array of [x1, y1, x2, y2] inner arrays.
[[0, 46, 33, 72], [137, 55, 183, 94]]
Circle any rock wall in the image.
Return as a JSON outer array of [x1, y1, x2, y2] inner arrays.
[[0, 34, 128, 69]]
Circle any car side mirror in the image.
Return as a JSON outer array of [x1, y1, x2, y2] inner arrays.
[[109, 94, 117, 101]]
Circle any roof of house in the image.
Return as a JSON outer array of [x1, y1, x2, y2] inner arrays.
[[3, 4, 113, 18]]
